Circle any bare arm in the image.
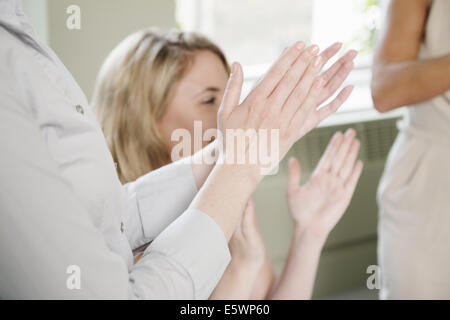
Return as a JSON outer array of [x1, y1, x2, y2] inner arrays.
[[191, 139, 218, 189], [190, 42, 355, 241], [210, 199, 276, 300], [371, 0, 450, 112], [249, 253, 276, 300], [210, 199, 269, 300], [268, 130, 363, 299], [269, 231, 325, 300]]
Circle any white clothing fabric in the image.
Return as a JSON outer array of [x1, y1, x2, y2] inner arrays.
[[0, 0, 230, 299], [377, 0, 450, 299]]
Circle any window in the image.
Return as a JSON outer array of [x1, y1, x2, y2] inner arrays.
[[176, 0, 383, 122]]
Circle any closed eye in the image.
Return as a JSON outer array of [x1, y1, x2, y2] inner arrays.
[[202, 97, 216, 105]]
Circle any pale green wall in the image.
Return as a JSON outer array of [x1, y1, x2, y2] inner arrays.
[[22, 0, 49, 43], [46, 0, 176, 100]]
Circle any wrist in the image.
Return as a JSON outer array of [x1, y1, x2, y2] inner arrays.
[[292, 225, 328, 250], [191, 161, 263, 240], [214, 160, 264, 189], [190, 140, 219, 189]]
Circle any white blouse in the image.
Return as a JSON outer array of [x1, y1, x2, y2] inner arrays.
[[0, 0, 230, 299]]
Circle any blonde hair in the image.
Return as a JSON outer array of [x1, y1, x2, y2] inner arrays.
[[92, 28, 229, 184]]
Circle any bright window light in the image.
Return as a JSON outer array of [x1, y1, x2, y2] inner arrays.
[[176, 0, 384, 121]]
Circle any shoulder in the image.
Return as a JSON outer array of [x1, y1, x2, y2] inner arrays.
[[0, 24, 50, 114]]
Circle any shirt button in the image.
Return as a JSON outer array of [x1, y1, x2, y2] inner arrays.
[[120, 222, 124, 233], [75, 104, 84, 115]]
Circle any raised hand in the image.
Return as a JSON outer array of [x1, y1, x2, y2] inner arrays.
[[286, 129, 364, 239], [294, 43, 357, 138], [191, 41, 357, 243], [317, 43, 358, 106], [217, 41, 356, 177]]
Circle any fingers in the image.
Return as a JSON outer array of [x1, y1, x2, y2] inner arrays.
[[219, 62, 244, 117], [268, 45, 320, 108], [243, 198, 256, 226], [318, 50, 357, 105], [344, 160, 364, 193], [268, 43, 344, 108], [318, 42, 343, 67], [252, 41, 305, 98], [318, 60, 354, 105], [316, 132, 344, 172], [331, 128, 356, 173], [321, 50, 357, 85], [338, 138, 361, 181], [287, 76, 324, 132], [288, 51, 324, 105], [287, 157, 301, 194], [315, 85, 354, 123]]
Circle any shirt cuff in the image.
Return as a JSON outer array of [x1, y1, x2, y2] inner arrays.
[[146, 208, 231, 300], [123, 159, 198, 249]]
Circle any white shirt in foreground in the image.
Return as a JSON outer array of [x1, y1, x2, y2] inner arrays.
[[0, 0, 230, 299]]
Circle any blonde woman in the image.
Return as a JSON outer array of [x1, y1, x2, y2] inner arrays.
[[93, 29, 363, 299]]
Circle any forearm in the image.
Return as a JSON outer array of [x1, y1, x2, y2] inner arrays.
[[249, 253, 276, 300], [268, 229, 326, 300], [190, 140, 218, 189], [372, 54, 450, 112], [189, 162, 262, 240], [210, 259, 261, 300]]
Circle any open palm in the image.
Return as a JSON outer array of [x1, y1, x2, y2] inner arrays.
[[287, 129, 363, 238]]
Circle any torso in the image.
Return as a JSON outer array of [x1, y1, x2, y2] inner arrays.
[[400, 0, 450, 142]]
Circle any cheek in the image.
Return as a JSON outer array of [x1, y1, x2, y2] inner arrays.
[[157, 107, 191, 148], [186, 105, 218, 132], [161, 103, 219, 150], [164, 104, 195, 131], [201, 108, 218, 131]]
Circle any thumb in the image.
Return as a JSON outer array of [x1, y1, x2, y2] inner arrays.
[[243, 198, 256, 227], [219, 62, 243, 117], [288, 157, 301, 194], [242, 198, 260, 238]]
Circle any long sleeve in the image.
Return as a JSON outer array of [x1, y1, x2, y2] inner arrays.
[[123, 159, 199, 250], [0, 81, 230, 299], [0, 14, 231, 298]]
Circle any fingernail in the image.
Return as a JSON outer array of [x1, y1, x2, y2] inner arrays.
[[230, 62, 237, 76], [309, 45, 319, 54], [345, 85, 355, 93], [333, 131, 343, 141], [345, 128, 355, 137], [348, 50, 358, 59], [295, 41, 305, 51]]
